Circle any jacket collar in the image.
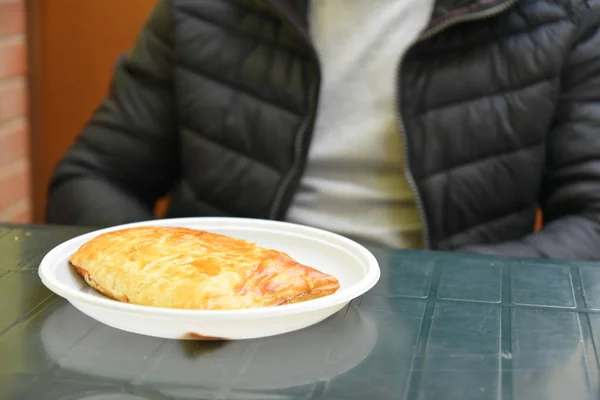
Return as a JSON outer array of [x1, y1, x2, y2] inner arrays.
[[426, 0, 516, 31], [263, 0, 517, 37]]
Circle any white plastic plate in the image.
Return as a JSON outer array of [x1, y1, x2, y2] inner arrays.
[[38, 217, 380, 340]]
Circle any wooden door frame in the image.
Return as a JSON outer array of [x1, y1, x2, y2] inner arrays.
[[25, 0, 44, 223]]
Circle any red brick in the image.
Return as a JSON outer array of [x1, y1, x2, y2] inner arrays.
[[0, 35, 26, 78], [0, 159, 30, 211], [0, 2, 29, 223], [0, 78, 27, 122], [0, 198, 31, 223], [9, 208, 32, 223], [0, 1, 25, 36], [0, 118, 28, 166]]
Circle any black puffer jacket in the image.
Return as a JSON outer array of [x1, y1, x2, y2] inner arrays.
[[47, 0, 600, 260]]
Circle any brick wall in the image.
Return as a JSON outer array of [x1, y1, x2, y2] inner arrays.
[[0, 0, 30, 223]]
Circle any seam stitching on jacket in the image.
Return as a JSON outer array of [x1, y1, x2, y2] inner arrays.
[[417, 75, 556, 116], [425, 141, 544, 180], [179, 179, 231, 215], [441, 204, 535, 246], [175, 6, 311, 61], [182, 127, 283, 176], [176, 64, 303, 117], [416, 17, 570, 56]]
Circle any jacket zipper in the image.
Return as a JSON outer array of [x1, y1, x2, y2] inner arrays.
[[269, 81, 319, 220], [265, 0, 321, 220], [397, 0, 518, 249], [268, 0, 517, 225]]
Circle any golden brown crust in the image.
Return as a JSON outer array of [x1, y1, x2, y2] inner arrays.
[[183, 332, 227, 341], [69, 226, 340, 310]]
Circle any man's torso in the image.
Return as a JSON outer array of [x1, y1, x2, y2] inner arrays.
[[164, 0, 583, 250]]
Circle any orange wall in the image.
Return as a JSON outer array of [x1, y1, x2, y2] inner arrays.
[[28, 0, 156, 222]]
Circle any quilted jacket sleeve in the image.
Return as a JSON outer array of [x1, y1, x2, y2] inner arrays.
[[46, 0, 178, 227], [461, 6, 600, 260]]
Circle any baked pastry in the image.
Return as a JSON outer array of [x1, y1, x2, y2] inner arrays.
[[69, 226, 340, 310]]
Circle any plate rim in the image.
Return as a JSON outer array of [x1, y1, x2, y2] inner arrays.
[[38, 217, 380, 318]]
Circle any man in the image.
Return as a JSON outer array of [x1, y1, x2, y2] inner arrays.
[[46, 0, 600, 260]]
